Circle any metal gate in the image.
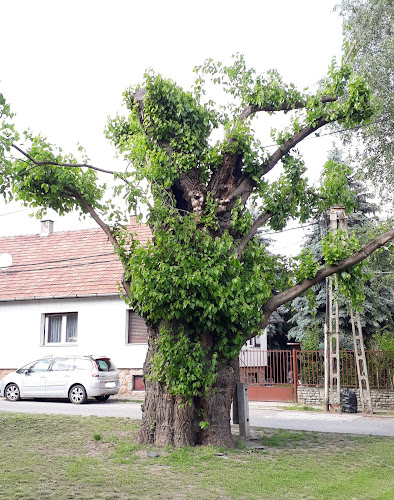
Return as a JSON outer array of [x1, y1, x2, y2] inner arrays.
[[239, 349, 298, 402]]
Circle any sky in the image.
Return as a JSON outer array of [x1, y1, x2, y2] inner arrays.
[[0, 0, 344, 254]]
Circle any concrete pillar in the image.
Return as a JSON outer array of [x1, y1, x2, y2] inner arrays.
[[237, 382, 250, 437]]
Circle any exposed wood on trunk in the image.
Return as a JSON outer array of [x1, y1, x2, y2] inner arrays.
[[208, 148, 242, 197], [172, 169, 206, 213]]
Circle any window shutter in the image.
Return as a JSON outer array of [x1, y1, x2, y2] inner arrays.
[[128, 311, 148, 343]]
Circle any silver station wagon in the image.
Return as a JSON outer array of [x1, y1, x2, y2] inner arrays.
[[0, 355, 119, 404]]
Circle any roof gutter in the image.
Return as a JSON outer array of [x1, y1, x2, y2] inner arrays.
[[0, 293, 120, 303]]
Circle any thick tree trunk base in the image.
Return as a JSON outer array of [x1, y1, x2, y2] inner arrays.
[[137, 327, 239, 448]]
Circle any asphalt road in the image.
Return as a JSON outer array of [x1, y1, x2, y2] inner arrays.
[[0, 398, 393, 436], [248, 403, 394, 436]]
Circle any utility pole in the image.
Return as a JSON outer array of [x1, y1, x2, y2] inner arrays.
[[325, 205, 372, 414]]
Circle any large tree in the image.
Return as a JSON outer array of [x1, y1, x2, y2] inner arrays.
[[1, 53, 394, 447], [336, 0, 394, 193]]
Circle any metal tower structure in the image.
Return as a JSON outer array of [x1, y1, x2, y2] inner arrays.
[[325, 205, 373, 414]]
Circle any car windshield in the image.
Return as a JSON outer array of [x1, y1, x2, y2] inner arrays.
[[94, 358, 116, 371]]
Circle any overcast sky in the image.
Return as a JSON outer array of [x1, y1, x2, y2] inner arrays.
[[0, 0, 344, 253]]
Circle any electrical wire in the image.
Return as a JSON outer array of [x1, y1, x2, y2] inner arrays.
[[0, 208, 30, 217], [4, 258, 117, 275], [8, 252, 115, 269], [258, 221, 319, 235]]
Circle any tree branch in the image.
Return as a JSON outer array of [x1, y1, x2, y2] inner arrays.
[[227, 115, 331, 205], [63, 188, 131, 298], [261, 116, 329, 176], [63, 189, 119, 249], [261, 228, 394, 326], [239, 96, 337, 121], [237, 211, 272, 258], [12, 143, 131, 185], [211, 96, 336, 204]]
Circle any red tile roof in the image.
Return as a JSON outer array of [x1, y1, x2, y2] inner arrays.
[[0, 217, 151, 301]]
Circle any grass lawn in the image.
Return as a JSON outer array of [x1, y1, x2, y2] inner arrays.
[[0, 412, 393, 500]]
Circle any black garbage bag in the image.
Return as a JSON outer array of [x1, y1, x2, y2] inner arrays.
[[341, 389, 358, 413]]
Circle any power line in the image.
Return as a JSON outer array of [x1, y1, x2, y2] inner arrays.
[[8, 252, 115, 269], [0, 208, 30, 217], [5, 258, 117, 275], [258, 221, 319, 236]]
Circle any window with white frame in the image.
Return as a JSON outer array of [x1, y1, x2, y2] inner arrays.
[[43, 313, 78, 344]]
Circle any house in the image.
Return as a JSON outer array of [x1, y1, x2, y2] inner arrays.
[[0, 216, 284, 398], [0, 217, 150, 395]]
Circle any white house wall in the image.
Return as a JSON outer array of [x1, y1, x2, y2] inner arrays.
[[0, 296, 148, 370], [240, 330, 268, 367]]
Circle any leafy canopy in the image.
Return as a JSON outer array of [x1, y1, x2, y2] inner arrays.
[[0, 52, 381, 401], [337, 0, 394, 194]]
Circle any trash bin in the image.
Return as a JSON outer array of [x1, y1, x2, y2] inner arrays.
[[341, 389, 358, 413]]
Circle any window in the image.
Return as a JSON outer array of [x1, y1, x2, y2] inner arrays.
[[133, 375, 145, 391], [127, 311, 148, 344], [249, 336, 261, 348], [30, 358, 51, 372], [94, 358, 117, 372], [43, 313, 78, 344], [74, 358, 92, 371], [51, 357, 75, 371]]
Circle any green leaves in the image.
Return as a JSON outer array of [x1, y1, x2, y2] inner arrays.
[[122, 211, 276, 400], [116, 73, 219, 187], [293, 249, 320, 282], [195, 54, 305, 115], [126, 213, 271, 335], [319, 159, 356, 213], [150, 325, 218, 401], [322, 229, 366, 307], [7, 133, 106, 217], [1, 49, 385, 405]]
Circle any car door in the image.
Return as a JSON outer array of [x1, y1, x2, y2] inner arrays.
[[22, 358, 51, 396], [45, 357, 75, 397]]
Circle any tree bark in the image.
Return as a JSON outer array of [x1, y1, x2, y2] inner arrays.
[[137, 325, 238, 448]]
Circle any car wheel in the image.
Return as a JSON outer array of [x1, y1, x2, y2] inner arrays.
[[5, 383, 21, 401], [69, 384, 87, 404], [94, 395, 110, 401]]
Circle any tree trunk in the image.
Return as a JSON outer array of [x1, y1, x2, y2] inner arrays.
[[137, 325, 239, 448]]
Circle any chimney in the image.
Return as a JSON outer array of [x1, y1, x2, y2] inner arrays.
[[40, 220, 54, 237]]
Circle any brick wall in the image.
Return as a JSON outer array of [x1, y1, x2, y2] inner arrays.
[[117, 368, 144, 396], [0, 369, 15, 379], [298, 386, 394, 410]]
